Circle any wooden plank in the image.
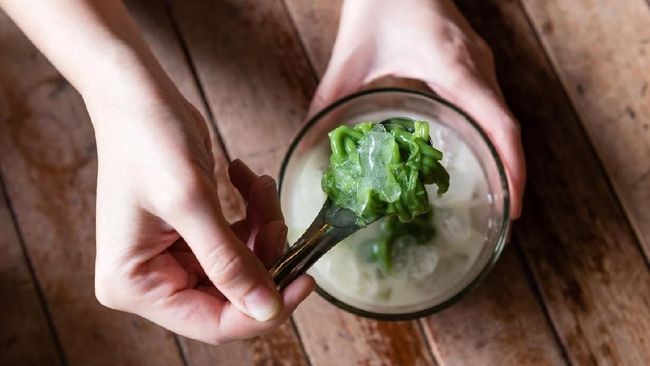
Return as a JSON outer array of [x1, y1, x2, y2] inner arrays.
[[169, 0, 316, 174], [0, 181, 62, 365], [169, 0, 436, 364], [293, 295, 433, 365], [452, 0, 650, 364], [130, 1, 310, 365], [283, 1, 340, 77], [521, 0, 650, 260], [423, 247, 565, 365], [283, 1, 567, 365], [0, 9, 184, 366]]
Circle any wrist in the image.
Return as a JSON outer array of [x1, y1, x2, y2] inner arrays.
[[344, 0, 442, 19], [339, 0, 446, 44], [79, 41, 177, 103], [79, 45, 185, 135]]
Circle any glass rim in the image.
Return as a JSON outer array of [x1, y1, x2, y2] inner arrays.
[[278, 87, 511, 320]]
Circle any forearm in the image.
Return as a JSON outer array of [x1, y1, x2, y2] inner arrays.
[[340, 0, 473, 38], [0, 0, 174, 103]]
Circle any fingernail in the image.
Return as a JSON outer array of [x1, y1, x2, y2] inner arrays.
[[244, 286, 282, 321]]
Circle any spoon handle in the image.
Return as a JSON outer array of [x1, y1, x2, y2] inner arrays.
[[270, 201, 360, 290]]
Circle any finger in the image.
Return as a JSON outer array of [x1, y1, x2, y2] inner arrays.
[[230, 219, 250, 246], [250, 220, 288, 269], [228, 159, 283, 231], [208, 274, 315, 342], [425, 73, 526, 218], [246, 175, 283, 233], [168, 178, 282, 322], [308, 46, 371, 118], [143, 274, 314, 345], [170, 251, 207, 288], [228, 159, 258, 201]]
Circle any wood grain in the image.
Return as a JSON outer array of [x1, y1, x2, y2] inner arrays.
[[293, 295, 434, 365], [0, 181, 62, 365], [454, 0, 650, 364], [283, 1, 340, 76], [423, 246, 566, 366], [168, 0, 435, 364], [1, 0, 647, 364], [0, 9, 184, 366], [284, 1, 567, 365], [521, 0, 650, 260], [169, 0, 315, 174]]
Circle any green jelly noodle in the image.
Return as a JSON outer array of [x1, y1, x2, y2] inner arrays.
[[359, 213, 435, 274], [322, 119, 449, 225]]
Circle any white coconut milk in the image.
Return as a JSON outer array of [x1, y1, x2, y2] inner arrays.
[[282, 118, 492, 314]]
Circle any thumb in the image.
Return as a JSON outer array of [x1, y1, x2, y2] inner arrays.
[[308, 45, 373, 118], [425, 72, 525, 218], [168, 177, 282, 321]]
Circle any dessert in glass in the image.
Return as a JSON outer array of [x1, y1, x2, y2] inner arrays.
[[280, 88, 510, 319]]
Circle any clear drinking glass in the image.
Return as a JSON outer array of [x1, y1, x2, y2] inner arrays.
[[279, 88, 510, 320]]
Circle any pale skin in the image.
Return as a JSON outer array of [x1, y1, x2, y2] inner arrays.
[[0, 0, 524, 344]]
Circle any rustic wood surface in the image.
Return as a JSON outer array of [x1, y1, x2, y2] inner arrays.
[[521, 0, 650, 260], [453, 1, 650, 364], [0, 181, 62, 365], [0, 0, 648, 365]]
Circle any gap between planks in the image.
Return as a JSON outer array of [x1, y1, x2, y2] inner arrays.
[[0, 172, 68, 366], [512, 0, 648, 360], [516, 0, 650, 268], [512, 239, 572, 365], [163, 2, 232, 164]]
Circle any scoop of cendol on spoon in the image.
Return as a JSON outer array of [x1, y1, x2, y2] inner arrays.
[[270, 117, 450, 289]]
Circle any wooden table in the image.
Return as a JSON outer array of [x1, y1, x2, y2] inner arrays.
[[1, 1, 649, 365]]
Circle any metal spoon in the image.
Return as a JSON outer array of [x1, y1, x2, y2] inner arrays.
[[269, 117, 422, 289]]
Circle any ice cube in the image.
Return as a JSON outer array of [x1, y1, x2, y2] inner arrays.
[[356, 269, 385, 299], [435, 205, 473, 244], [431, 128, 461, 167], [409, 246, 440, 281], [392, 243, 440, 281], [429, 168, 477, 206], [446, 229, 487, 265], [391, 236, 439, 280]]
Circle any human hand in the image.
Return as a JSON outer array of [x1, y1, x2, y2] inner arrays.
[[0, 0, 313, 345], [310, 0, 525, 218], [88, 86, 314, 345]]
